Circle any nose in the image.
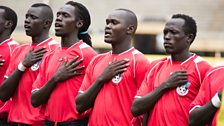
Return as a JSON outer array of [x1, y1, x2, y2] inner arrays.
[[24, 17, 30, 24], [105, 22, 112, 29], [56, 15, 62, 22], [164, 32, 171, 40]]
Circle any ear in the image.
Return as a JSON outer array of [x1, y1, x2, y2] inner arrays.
[[43, 19, 51, 29], [76, 20, 84, 29], [127, 25, 135, 35], [187, 33, 194, 45], [5, 20, 13, 29]]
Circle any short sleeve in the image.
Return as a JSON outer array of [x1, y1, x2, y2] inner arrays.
[[136, 67, 155, 97], [190, 74, 212, 110], [79, 56, 96, 93], [134, 54, 150, 89]]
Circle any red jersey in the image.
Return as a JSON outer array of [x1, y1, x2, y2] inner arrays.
[[79, 47, 150, 126], [0, 38, 19, 118], [5, 38, 59, 125], [32, 40, 96, 122], [136, 54, 211, 126], [190, 66, 224, 126]]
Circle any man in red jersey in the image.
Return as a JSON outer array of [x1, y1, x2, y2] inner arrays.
[[31, 1, 96, 126], [76, 9, 149, 126], [0, 5, 19, 125], [131, 14, 212, 126], [189, 66, 224, 126], [0, 3, 59, 126]]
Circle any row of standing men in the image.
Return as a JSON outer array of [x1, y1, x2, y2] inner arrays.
[[0, 1, 223, 126]]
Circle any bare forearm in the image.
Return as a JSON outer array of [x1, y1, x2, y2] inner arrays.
[[0, 69, 24, 101], [189, 101, 218, 126], [132, 83, 168, 116], [31, 76, 58, 107], [76, 78, 105, 113]]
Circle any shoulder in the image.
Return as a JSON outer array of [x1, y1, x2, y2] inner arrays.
[[151, 57, 168, 66], [48, 39, 59, 46], [131, 48, 148, 62], [88, 52, 108, 65], [12, 43, 30, 53], [7, 39, 19, 46], [79, 42, 95, 52], [206, 66, 224, 77], [192, 54, 212, 70]]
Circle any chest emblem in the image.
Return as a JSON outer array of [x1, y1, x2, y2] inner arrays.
[[112, 74, 122, 85], [176, 81, 190, 96], [31, 61, 41, 71]]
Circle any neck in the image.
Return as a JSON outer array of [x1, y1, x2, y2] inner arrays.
[[171, 50, 192, 62], [61, 33, 79, 48], [32, 32, 49, 44], [111, 38, 132, 54], [0, 32, 11, 43]]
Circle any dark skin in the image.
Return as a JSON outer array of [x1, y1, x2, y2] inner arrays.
[[0, 6, 51, 102], [75, 9, 136, 113], [31, 4, 84, 107], [131, 18, 194, 117], [189, 89, 223, 126], [0, 8, 13, 67]]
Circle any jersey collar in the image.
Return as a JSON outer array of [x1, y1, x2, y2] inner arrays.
[[168, 53, 196, 65], [0, 38, 13, 46], [110, 47, 134, 56], [31, 37, 53, 48]]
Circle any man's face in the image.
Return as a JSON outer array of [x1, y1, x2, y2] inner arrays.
[[55, 4, 77, 37], [104, 10, 128, 44], [163, 18, 190, 55], [24, 7, 45, 37], [0, 9, 6, 34]]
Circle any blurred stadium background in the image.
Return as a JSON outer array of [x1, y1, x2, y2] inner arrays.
[[1, 0, 224, 66]]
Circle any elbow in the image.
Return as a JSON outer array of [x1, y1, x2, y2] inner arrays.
[[76, 103, 85, 114], [0, 92, 10, 102], [31, 93, 40, 108], [131, 101, 142, 117], [188, 112, 198, 126], [189, 117, 197, 126], [75, 96, 85, 113], [0, 96, 8, 102], [131, 106, 139, 117]]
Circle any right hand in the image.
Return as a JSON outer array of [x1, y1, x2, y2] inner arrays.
[[163, 70, 188, 89], [53, 56, 84, 82], [98, 59, 129, 83], [0, 55, 5, 67], [22, 47, 47, 68]]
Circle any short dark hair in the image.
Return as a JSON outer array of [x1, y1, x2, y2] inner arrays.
[[31, 3, 53, 26], [0, 6, 18, 33], [172, 14, 197, 43], [66, 1, 92, 46]]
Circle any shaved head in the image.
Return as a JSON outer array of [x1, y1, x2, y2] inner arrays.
[[31, 3, 53, 27], [114, 8, 138, 34]]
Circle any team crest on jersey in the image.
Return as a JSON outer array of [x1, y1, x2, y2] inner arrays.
[[31, 61, 41, 71], [176, 81, 190, 96], [112, 74, 122, 85]]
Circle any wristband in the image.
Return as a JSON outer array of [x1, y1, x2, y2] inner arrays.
[[18, 62, 27, 72], [211, 93, 221, 108]]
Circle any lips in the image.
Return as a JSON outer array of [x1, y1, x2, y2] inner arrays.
[[24, 24, 31, 31], [164, 42, 173, 48], [104, 31, 112, 38], [55, 23, 63, 30]]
